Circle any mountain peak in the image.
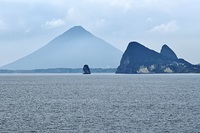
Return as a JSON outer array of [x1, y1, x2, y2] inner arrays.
[[1, 26, 122, 69], [63, 26, 92, 37], [69, 26, 86, 32], [126, 41, 153, 55], [127, 41, 146, 50], [160, 44, 178, 60], [117, 41, 161, 72], [129, 41, 143, 46]]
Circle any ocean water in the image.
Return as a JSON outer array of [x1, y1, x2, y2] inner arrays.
[[0, 74, 200, 133]]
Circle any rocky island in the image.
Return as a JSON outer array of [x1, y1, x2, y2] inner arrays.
[[83, 64, 91, 74], [116, 42, 200, 74]]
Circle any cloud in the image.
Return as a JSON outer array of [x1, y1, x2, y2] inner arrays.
[[24, 28, 31, 33], [109, 0, 132, 11], [43, 19, 65, 29], [0, 19, 7, 31], [67, 7, 78, 20], [95, 19, 106, 27], [146, 17, 153, 22], [149, 20, 180, 34]]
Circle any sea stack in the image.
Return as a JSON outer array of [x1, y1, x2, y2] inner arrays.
[[83, 64, 91, 74]]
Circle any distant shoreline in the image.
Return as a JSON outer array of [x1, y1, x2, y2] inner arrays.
[[0, 68, 117, 73]]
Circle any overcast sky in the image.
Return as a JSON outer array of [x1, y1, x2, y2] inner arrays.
[[0, 0, 200, 66]]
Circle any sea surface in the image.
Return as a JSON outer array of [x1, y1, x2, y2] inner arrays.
[[0, 74, 200, 133]]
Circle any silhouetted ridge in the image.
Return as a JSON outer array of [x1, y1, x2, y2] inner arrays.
[[119, 42, 165, 66], [116, 42, 200, 74]]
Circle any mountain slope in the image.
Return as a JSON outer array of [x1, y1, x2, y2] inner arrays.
[[1, 26, 122, 70], [116, 42, 200, 74]]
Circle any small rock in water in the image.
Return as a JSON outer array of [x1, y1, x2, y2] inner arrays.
[[83, 64, 91, 74]]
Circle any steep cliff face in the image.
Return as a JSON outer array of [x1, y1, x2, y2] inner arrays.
[[160, 44, 178, 60], [116, 42, 200, 74]]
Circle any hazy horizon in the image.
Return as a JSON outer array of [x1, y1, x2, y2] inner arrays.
[[0, 0, 200, 66]]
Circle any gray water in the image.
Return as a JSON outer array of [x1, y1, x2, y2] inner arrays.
[[0, 74, 200, 133]]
